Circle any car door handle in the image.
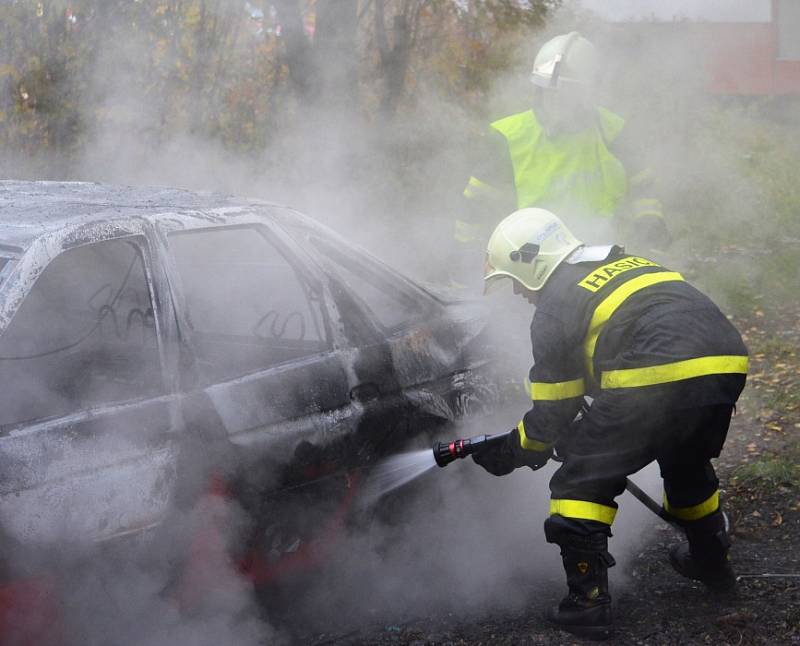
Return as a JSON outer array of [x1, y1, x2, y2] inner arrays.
[[349, 383, 380, 402]]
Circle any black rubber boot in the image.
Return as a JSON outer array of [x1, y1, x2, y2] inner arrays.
[[546, 532, 615, 641], [669, 509, 736, 592]]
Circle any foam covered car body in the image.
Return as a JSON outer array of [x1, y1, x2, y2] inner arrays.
[[0, 181, 500, 635]]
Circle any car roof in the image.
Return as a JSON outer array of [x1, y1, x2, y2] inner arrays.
[[0, 180, 294, 250]]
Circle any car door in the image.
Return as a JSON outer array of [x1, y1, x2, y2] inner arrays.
[[0, 234, 179, 546], [161, 222, 355, 471], [265, 222, 472, 466]]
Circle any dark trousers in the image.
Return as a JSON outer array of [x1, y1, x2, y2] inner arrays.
[[548, 394, 734, 537]]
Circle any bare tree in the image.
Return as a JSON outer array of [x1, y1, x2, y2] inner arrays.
[[271, 0, 358, 111], [374, 0, 415, 119], [271, 0, 315, 99], [315, 0, 359, 111]]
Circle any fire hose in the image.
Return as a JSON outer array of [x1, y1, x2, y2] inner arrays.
[[432, 429, 683, 529]]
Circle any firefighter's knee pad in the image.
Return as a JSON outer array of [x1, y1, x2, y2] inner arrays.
[[544, 516, 617, 578], [544, 515, 612, 548]]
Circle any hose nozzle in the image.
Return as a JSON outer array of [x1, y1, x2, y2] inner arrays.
[[432, 431, 511, 468]]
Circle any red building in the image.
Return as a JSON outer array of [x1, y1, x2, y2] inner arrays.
[[704, 0, 800, 94], [588, 0, 800, 95]]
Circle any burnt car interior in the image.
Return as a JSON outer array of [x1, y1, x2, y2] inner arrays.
[[0, 238, 161, 429], [167, 225, 331, 384]]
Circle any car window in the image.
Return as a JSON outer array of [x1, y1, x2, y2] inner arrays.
[[168, 226, 329, 382], [0, 239, 161, 428], [309, 236, 426, 331]]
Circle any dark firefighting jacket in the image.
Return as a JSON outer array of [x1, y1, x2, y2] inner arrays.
[[517, 247, 749, 451]]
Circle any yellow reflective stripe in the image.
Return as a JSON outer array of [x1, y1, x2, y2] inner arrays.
[[530, 378, 585, 401], [550, 499, 617, 525], [583, 271, 684, 382], [454, 219, 482, 243], [632, 198, 664, 219], [463, 176, 502, 200], [664, 490, 719, 521], [601, 355, 749, 389], [516, 421, 552, 451]]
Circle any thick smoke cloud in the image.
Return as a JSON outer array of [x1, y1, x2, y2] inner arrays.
[[279, 413, 663, 638], [0, 0, 796, 643]]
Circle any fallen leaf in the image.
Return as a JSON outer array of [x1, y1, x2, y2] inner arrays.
[[773, 513, 783, 526]]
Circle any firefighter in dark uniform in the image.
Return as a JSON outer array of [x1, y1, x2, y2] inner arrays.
[[474, 208, 748, 640], [455, 32, 668, 284]]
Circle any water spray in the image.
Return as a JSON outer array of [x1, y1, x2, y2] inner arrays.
[[362, 431, 512, 503]]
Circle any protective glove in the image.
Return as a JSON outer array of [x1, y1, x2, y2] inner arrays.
[[471, 433, 516, 476], [472, 428, 552, 476]]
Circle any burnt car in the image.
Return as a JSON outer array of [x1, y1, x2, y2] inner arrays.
[[0, 181, 500, 636]]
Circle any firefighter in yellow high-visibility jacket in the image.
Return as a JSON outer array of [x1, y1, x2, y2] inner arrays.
[[473, 208, 747, 641], [457, 32, 668, 273]]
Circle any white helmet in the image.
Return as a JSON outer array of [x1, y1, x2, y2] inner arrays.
[[531, 31, 597, 89], [484, 208, 582, 292]]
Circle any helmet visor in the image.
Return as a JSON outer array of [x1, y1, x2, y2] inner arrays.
[[483, 274, 510, 295], [483, 255, 508, 294], [483, 253, 495, 279]]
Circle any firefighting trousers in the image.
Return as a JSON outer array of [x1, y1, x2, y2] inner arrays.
[[547, 394, 735, 536]]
